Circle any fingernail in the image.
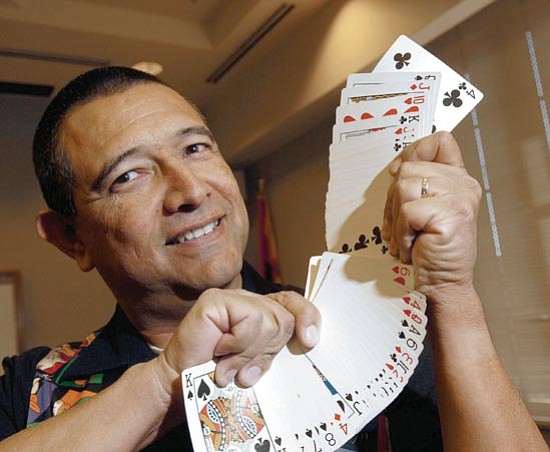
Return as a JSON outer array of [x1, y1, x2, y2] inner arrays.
[[303, 324, 320, 347], [388, 158, 402, 176], [240, 366, 262, 386]]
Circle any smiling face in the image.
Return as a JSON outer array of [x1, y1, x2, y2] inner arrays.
[[60, 82, 249, 304]]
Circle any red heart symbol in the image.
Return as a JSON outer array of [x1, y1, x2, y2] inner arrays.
[[386, 363, 394, 370], [343, 115, 356, 122], [395, 346, 402, 353], [392, 265, 399, 274], [395, 128, 403, 134], [394, 277, 405, 286], [403, 309, 412, 317], [360, 112, 374, 120], [404, 97, 412, 104], [403, 297, 410, 304]]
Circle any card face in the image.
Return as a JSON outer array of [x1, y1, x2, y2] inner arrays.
[[374, 35, 483, 132], [332, 114, 419, 144], [325, 133, 399, 256], [346, 71, 441, 90], [183, 361, 277, 452]]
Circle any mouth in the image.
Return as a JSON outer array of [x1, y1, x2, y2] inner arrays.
[[166, 218, 223, 246]]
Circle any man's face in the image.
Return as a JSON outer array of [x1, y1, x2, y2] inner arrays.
[[61, 82, 249, 300]]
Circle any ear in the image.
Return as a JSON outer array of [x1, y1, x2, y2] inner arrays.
[[36, 210, 95, 272]]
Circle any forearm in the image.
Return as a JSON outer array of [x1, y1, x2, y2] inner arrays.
[[0, 358, 183, 452], [428, 286, 547, 451]]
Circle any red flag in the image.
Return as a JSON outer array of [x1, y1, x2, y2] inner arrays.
[[257, 181, 281, 284]]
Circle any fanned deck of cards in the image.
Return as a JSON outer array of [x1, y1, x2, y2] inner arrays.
[[182, 35, 483, 452]]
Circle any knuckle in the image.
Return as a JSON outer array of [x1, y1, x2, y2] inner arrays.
[[398, 161, 414, 178], [395, 179, 408, 198], [201, 287, 222, 300], [399, 202, 412, 220], [274, 291, 295, 309]]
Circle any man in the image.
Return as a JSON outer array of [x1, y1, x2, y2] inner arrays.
[[0, 66, 546, 451]]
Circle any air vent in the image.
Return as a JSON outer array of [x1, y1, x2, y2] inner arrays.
[[206, 3, 294, 84], [0, 48, 109, 67], [0, 81, 54, 97]]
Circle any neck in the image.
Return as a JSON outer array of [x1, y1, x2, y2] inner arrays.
[[117, 273, 243, 349]]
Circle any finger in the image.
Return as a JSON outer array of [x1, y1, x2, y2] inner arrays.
[[267, 291, 321, 349], [394, 192, 477, 264], [394, 199, 432, 264], [389, 132, 464, 175], [382, 181, 396, 241], [214, 296, 295, 387], [390, 174, 460, 257], [397, 160, 467, 181]]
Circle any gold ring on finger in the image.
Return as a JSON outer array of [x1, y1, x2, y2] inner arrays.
[[421, 177, 429, 198]]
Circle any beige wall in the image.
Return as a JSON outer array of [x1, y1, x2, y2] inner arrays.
[[254, 0, 550, 426], [0, 95, 115, 350]]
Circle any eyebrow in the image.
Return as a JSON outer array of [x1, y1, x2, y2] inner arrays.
[[92, 126, 214, 191]]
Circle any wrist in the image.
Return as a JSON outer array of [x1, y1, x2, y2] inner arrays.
[[146, 355, 186, 426], [425, 282, 484, 324]]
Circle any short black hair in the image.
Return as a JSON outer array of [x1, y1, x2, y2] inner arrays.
[[33, 66, 166, 217]]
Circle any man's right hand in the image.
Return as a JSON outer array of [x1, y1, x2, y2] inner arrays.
[[156, 289, 321, 401]]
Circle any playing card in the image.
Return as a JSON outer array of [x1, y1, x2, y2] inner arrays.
[[374, 35, 483, 132], [183, 347, 357, 451], [332, 111, 421, 145], [305, 252, 427, 432], [346, 71, 441, 90], [326, 133, 399, 256], [183, 361, 278, 452]]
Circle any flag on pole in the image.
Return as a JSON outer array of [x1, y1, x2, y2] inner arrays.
[[257, 179, 282, 284]]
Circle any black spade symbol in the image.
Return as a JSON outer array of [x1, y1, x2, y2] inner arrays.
[[254, 439, 270, 452], [197, 379, 211, 401]]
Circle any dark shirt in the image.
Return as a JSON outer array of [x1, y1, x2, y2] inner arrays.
[[0, 262, 442, 450]]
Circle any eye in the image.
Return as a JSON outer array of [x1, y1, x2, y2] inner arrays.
[[185, 143, 208, 155], [112, 170, 139, 186]]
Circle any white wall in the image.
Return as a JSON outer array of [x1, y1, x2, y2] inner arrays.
[[0, 94, 115, 350]]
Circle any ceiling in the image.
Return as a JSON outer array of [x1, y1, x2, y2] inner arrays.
[[0, 0, 496, 165]]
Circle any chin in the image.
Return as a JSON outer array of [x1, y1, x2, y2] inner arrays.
[[179, 258, 244, 295]]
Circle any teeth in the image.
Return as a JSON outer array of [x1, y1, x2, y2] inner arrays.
[[174, 219, 220, 244]]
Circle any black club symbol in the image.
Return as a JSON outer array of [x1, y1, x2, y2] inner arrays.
[[381, 245, 389, 254], [371, 226, 382, 244], [443, 89, 463, 108], [354, 234, 369, 251], [458, 82, 467, 90], [393, 52, 411, 70], [394, 143, 402, 152], [390, 353, 397, 362], [339, 243, 351, 254], [399, 115, 407, 124]]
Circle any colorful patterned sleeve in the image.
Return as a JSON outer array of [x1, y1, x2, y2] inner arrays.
[[0, 347, 50, 440]]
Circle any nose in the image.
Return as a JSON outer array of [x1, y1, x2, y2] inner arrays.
[[162, 161, 209, 214]]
